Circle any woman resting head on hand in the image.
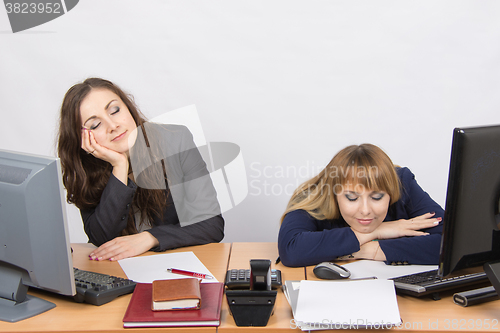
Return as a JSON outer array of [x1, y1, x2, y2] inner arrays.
[[58, 78, 224, 261], [278, 143, 443, 267]]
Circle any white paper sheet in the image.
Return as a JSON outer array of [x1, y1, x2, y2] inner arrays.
[[294, 279, 401, 331], [341, 260, 437, 280], [118, 251, 218, 283]]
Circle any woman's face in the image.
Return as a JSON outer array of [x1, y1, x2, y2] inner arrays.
[[336, 183, 391, 234], [80, 88, 137, 154]]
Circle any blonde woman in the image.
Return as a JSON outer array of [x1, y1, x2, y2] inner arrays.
[[278, 144, 443, 267]]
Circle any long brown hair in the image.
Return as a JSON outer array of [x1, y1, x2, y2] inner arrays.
[[57, 78, 167, 234], [281, 144, 401, 222]]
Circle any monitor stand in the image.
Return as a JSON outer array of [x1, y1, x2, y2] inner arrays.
[[0, 295, 56, 323], [0, 263, 56, 322]]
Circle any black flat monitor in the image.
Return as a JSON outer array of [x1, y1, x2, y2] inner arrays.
[[439, 124, 500, 277], [0, 149, 75, 322]]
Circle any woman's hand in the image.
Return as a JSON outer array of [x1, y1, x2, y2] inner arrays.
[[352, 241, 387, 261], [373, 212, 441, 240], [81, 128, 129, 183], [352, 212, 441, 245], [89, 232, 160, 261], [348, 213, 440, 261]]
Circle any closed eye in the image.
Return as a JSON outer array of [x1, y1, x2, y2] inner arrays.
[[110, 106, 120, 115], [345, 194, 358, 202], [371, 193, 385, 201]]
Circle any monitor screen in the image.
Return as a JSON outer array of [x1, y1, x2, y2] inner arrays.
[[439, 125, 500, 277], [0, 149, 75, 322]]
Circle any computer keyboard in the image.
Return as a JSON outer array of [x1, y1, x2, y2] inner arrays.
[[72, 268, 136, 305], [391, 269, 489, 297]]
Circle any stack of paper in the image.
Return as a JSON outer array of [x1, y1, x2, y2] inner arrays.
[[285, 279, 402, 331]]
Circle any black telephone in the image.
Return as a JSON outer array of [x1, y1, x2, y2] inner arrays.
[[224, 268, 282, 290]]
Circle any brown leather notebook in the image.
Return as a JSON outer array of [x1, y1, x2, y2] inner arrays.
[[152, 278, 201, 311]]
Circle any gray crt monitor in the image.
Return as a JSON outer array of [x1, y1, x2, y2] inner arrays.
[[0, 149, 75, 322]]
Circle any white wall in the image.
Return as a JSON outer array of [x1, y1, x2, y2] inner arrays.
[[1, 1, 500, 244]]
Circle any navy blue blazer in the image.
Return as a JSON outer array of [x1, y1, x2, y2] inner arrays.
[[277, 167, 444, 267]]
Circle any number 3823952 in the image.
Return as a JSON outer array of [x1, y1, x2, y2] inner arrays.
[[5, 2, 62, 14], [444, 319, 498, 330]]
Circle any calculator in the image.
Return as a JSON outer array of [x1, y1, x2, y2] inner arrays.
[[224, 268, 282, 290]]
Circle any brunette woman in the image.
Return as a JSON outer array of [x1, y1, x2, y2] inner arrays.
[[58, 78, 224, 261]]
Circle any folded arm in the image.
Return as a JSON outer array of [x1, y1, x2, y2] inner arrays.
[[278, 210, 361, 267]]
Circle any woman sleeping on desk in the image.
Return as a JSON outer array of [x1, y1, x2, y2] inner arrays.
[[57, 78, 224, 262], [278, 144, 443, 267]]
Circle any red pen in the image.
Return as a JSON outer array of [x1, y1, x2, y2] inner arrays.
[[167, 268, 214, 279]]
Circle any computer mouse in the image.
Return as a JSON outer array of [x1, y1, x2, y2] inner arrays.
[[313, 262, 351, 280]]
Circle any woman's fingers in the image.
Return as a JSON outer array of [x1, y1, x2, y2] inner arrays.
[[81, 129, 122, 164], [408, 215, 442, 230], [406, 230, 431, 237], [89, 233, 159, 261], [87, 130, 102, 157], [375, 213, 441, 239], [89, 239, 131, 261], [81, 128, 92, 152], [81, 128, 99, 156]]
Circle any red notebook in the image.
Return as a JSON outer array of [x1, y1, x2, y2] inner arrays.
[[123, 282, 224, 328]]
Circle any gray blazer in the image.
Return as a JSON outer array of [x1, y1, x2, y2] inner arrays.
[[81, 124, 224, 251]]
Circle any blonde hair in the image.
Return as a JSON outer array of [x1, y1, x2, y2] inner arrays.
[[281, 144, 401, 222]]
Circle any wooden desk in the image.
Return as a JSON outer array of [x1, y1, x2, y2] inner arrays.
[[0, 243, 230, 333], [3, 242, 500, 332], [219, 242, 305, 333]]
